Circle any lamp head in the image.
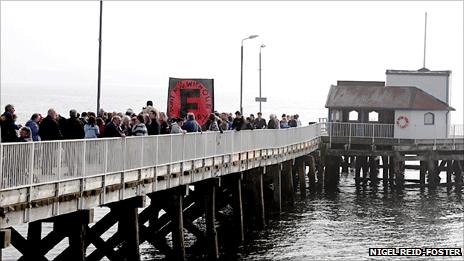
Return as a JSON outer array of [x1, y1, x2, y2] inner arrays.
[[261, 44, 266, 48], [248, 35, 259, 39]]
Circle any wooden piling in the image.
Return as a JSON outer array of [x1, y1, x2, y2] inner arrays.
[[454, 161, 463, 187], [355, 156, 361, 185], [392, 152, 404, 188], [315, 154, 324, 189], [118, 207, 140, 260], [231, 173, 244, 243], [307, 155, 317, 191], [171, 187, 185, 260], [264, 164, 281, 216], [281, 161, 295, 206], [325, 155, 340, 189], [25, 221, 42, 260], [341, 156, 349, 173], [361, 156, 369, 183], [368, 156, 379, 184], [419, 161, 426, 187], [68, 211, 93, 261], [446, 160, 453, 187], [0, 229, 11, 261], [204, 179, 219, 260], [297, 158, 306, 198], [381, 156, 389, 188]]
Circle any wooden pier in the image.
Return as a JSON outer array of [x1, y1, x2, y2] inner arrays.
[[0, 123, 462, 260]]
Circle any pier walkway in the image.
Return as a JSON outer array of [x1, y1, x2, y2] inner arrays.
[[0, 122, 462, 260]]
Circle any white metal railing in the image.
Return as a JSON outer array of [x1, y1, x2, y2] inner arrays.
[[449, 124, 464, 138], [325, 122, 394, 139], [0, 125, 322, 191]]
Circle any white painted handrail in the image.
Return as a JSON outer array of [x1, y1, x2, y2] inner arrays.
[[0, 125, 322, 191], [325, 122, 394, 138]]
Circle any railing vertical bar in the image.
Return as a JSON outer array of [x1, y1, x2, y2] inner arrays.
[[82, 140, 86, 177], [29, 143, 34, 186], [58, 142, 62, 182], [0, 143, 3, 189]]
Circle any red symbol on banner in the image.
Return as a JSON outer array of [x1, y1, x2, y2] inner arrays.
[[168, 80, 213, 126]]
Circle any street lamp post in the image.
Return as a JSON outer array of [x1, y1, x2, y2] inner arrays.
[[240, 34, 258, 115], [258, 44, 265, 113]]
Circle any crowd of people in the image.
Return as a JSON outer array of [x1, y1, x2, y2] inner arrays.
[[0, 101, 303, 143]]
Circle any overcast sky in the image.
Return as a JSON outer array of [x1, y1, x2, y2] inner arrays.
[[1, 1, 463, 124]]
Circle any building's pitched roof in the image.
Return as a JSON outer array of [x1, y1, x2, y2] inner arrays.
[[325, 84, 454, 111], [386, 68, 451, 76]]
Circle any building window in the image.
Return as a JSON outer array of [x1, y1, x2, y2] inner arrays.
[[424, 112, 434, 125], [331, 110, 341, 121], [349, 110, 358, 121], [368, 111, 379, 122]]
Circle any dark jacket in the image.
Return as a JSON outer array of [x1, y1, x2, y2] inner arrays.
[[0, 112, 19, 142], [160, 120, 170, 134], [232, 117, 245, 131], [39, 116, 63, 141], [182, 119, 201, 133], [267, 119, 280, 129], [64, 117, 85, 139], [102, 122, 123, 137], [147, 120, 161, 135], [254, 118, 267, 129], [25, 120, 41, 141], [288, 119, 298, 128]]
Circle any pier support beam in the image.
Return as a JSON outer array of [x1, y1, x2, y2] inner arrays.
[[281, 161, 295, 207], [25, 221, 42, 260], [392, 152, 404, 188], [307, 155, 317, 192], [325, 155, 340, 189], [381, 156, 389, 188], [368, 156, 379, 185], [231, 173, 244, 243], [202, 179, 219, 260], [296, 158, 306, 198], [420, 161, 427, 187], [446, 160, 453, 187], [263, 164, 281, 217], [0, 229, 11, 261], [242, 168, 265, 231], [171, 187, 186, 260], [426, 152, 440, 188]]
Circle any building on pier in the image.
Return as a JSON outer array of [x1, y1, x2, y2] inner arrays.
[[325, 68, 454, 139]]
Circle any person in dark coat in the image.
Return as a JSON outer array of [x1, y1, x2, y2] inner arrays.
[[25, 113, 41, 141], [232, 111, 245, 131], [254, 112, 267, 129], [146, 109, 161, 135], [102, 115, 124, 137], [63, 109, 85, 139], [0, 104, 20, 142], [267, 114, 280, 129], [39, 109, 63, 141], [182, 112, 201, 133]]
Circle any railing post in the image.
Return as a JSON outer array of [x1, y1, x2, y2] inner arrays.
[[372, 124, 375, 144], [349, 123, 352, 145], [140, 136, 144, 167], [58, 142, 62, 181], [0, 143, 2, 188], [123, 137, 127, 171], [29, 142, 35, 186], [104, 139, 108, 173], [82, 140, 86, 177], [329, 122, 332, 147]]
